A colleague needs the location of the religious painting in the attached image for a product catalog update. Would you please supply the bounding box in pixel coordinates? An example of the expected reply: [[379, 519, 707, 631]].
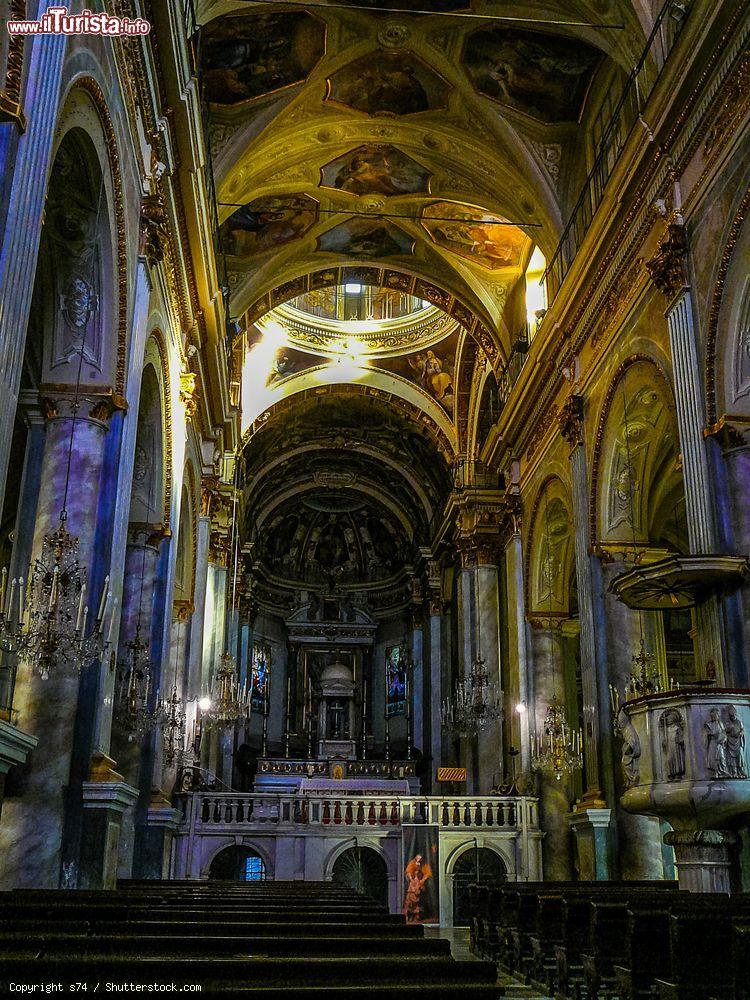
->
[[342, 0, 467, 8], [422, 202, 527, 270], [386, 643, 407, 718], [463, 28, 601, 123], [326, 53, 450, 116], [220, 195, 318, 257], [318, 219, 414, 259], [407, 349, 455, 414], [321, 145, 431, 197], [402, 825, 440, 924], [201, 13, 325, 105], [251, 641, 271, 713]]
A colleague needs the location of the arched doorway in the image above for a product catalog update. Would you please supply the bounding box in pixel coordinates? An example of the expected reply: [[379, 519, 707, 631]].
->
[[452, 847, 507, 927], [332, 846, 388, 906], [208, 845, 266, 881]]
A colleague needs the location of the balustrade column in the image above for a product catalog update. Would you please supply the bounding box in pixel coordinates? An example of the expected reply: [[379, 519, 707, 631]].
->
[[646, 225, 724, 678], [0, 394, 127, 888]]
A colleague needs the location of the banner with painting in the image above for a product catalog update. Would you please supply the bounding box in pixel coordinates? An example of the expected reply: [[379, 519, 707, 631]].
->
[[402, 824, 440, 924], [250, 641, 270, 713], [385, 643, 407, 717]]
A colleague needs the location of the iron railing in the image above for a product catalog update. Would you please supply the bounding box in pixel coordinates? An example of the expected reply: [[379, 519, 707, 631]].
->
[[543, 0, 690, 298]]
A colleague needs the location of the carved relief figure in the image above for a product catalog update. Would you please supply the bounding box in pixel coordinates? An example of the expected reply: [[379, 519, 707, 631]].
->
[[660, 708, 686, 781], [705, 707, 729, 778], [618, 707, 641, 788], [724, 705, 747, 777]]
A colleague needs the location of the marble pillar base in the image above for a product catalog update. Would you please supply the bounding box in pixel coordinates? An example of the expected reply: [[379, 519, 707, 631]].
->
[[132, 788, 181, 879], [79, 781, 138, 890], [664, 829, 737, 893], [0, 720, 38, 775], [569, 806, 612, 881]]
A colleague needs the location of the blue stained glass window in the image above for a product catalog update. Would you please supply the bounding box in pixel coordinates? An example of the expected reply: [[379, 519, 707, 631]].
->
[[244, 855, 265, 881]]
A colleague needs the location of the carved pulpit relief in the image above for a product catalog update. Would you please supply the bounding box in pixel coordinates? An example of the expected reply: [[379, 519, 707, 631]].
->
[[660, 707, 686, 781]]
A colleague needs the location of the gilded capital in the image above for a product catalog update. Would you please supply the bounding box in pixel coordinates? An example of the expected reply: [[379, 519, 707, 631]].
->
[[180, 370, 198, 423], [645, 223, 689, 299], [140, 191, 168, 267], [558, 393, 585, 448]]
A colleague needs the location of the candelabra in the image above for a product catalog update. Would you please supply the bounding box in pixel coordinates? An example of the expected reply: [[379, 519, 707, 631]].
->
[[530, 696, 583, 782], [609, 638, 663, 726], [441, 654, 503, 739], [202, 651, 250, 730], [0, 520, 115, 680]]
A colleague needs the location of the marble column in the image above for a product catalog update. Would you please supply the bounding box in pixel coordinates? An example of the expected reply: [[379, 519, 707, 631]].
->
[[427, 591, 444, 791], [529, 625, 574, 881], [601, 559, 665, 879], [409, 610, 424, 756], [504, 531, 531, 774], [0, 395, 120, 887], [647, 225, 724, 679], [476, 561, 503, 793], [110, 531, 161, 788], [0, 25, 66, 511]]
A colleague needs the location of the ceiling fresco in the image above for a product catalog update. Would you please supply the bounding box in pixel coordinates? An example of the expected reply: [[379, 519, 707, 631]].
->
[[202, 12, 326, 105], [463, 28, 602, 123], [201, 2, 647, 361], [317, 218, 414, 259], [221, 194, 318, 257], [422, 201, 529, 270], [320, 145, 431, 197], [325, 52, 450, 116]]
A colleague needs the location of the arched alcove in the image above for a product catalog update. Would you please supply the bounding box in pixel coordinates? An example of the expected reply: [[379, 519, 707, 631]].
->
[[451, 847, 506, 927], [208, 845, 267, 881], [331, 846, 389, 906]]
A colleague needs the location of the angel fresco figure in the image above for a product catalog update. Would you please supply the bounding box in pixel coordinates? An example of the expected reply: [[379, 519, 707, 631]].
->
[[660, 708, 686, 782], [725, 706, 747, 778], [704, 708, 729, 778]]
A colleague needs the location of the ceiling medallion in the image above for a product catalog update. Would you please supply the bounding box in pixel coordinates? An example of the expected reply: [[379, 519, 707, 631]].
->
[[377, 21, 410, 48]]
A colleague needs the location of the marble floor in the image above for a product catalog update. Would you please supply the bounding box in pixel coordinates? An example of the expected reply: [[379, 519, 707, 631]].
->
[[425, 927, 552, 999]]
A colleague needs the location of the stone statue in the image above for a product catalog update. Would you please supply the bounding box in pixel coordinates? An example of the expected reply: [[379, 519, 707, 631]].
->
[[660, 708, 686, 782], [618, 707, 641, 788], [704, 707, 728, 778], [723, 706, 746, 778]]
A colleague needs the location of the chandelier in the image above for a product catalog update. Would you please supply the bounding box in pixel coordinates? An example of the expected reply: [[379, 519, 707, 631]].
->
[[115, 626, 156, 738], [531, 696, 583, 781], [156, 683, 186, 768], [202, 650, 251, 730], [442, 653, 503, 738], [0, 519, 114, 680]]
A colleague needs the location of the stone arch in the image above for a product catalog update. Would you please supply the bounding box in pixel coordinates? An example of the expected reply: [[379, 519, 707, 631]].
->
[[524, 474, 576, 621], [330, 844, 389, 906], [706, 185, 750, 425], [243, 265, 505, 372], [589, 356, 684, 551], [61, 76, 128, 395], [201, 838, 274, 879], [145, 329, 173, 528]]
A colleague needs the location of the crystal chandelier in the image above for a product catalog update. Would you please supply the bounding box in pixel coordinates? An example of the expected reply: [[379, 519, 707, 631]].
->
[[442, 653, 503, 738], [531, 696, 583, 781], [202, 650, 251, 730], [0, 519, 114, 680], [115, 626, 156, 738]]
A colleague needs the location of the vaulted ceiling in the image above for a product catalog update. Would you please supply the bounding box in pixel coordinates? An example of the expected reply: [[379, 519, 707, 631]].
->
[[198, 0, 651, 362]]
